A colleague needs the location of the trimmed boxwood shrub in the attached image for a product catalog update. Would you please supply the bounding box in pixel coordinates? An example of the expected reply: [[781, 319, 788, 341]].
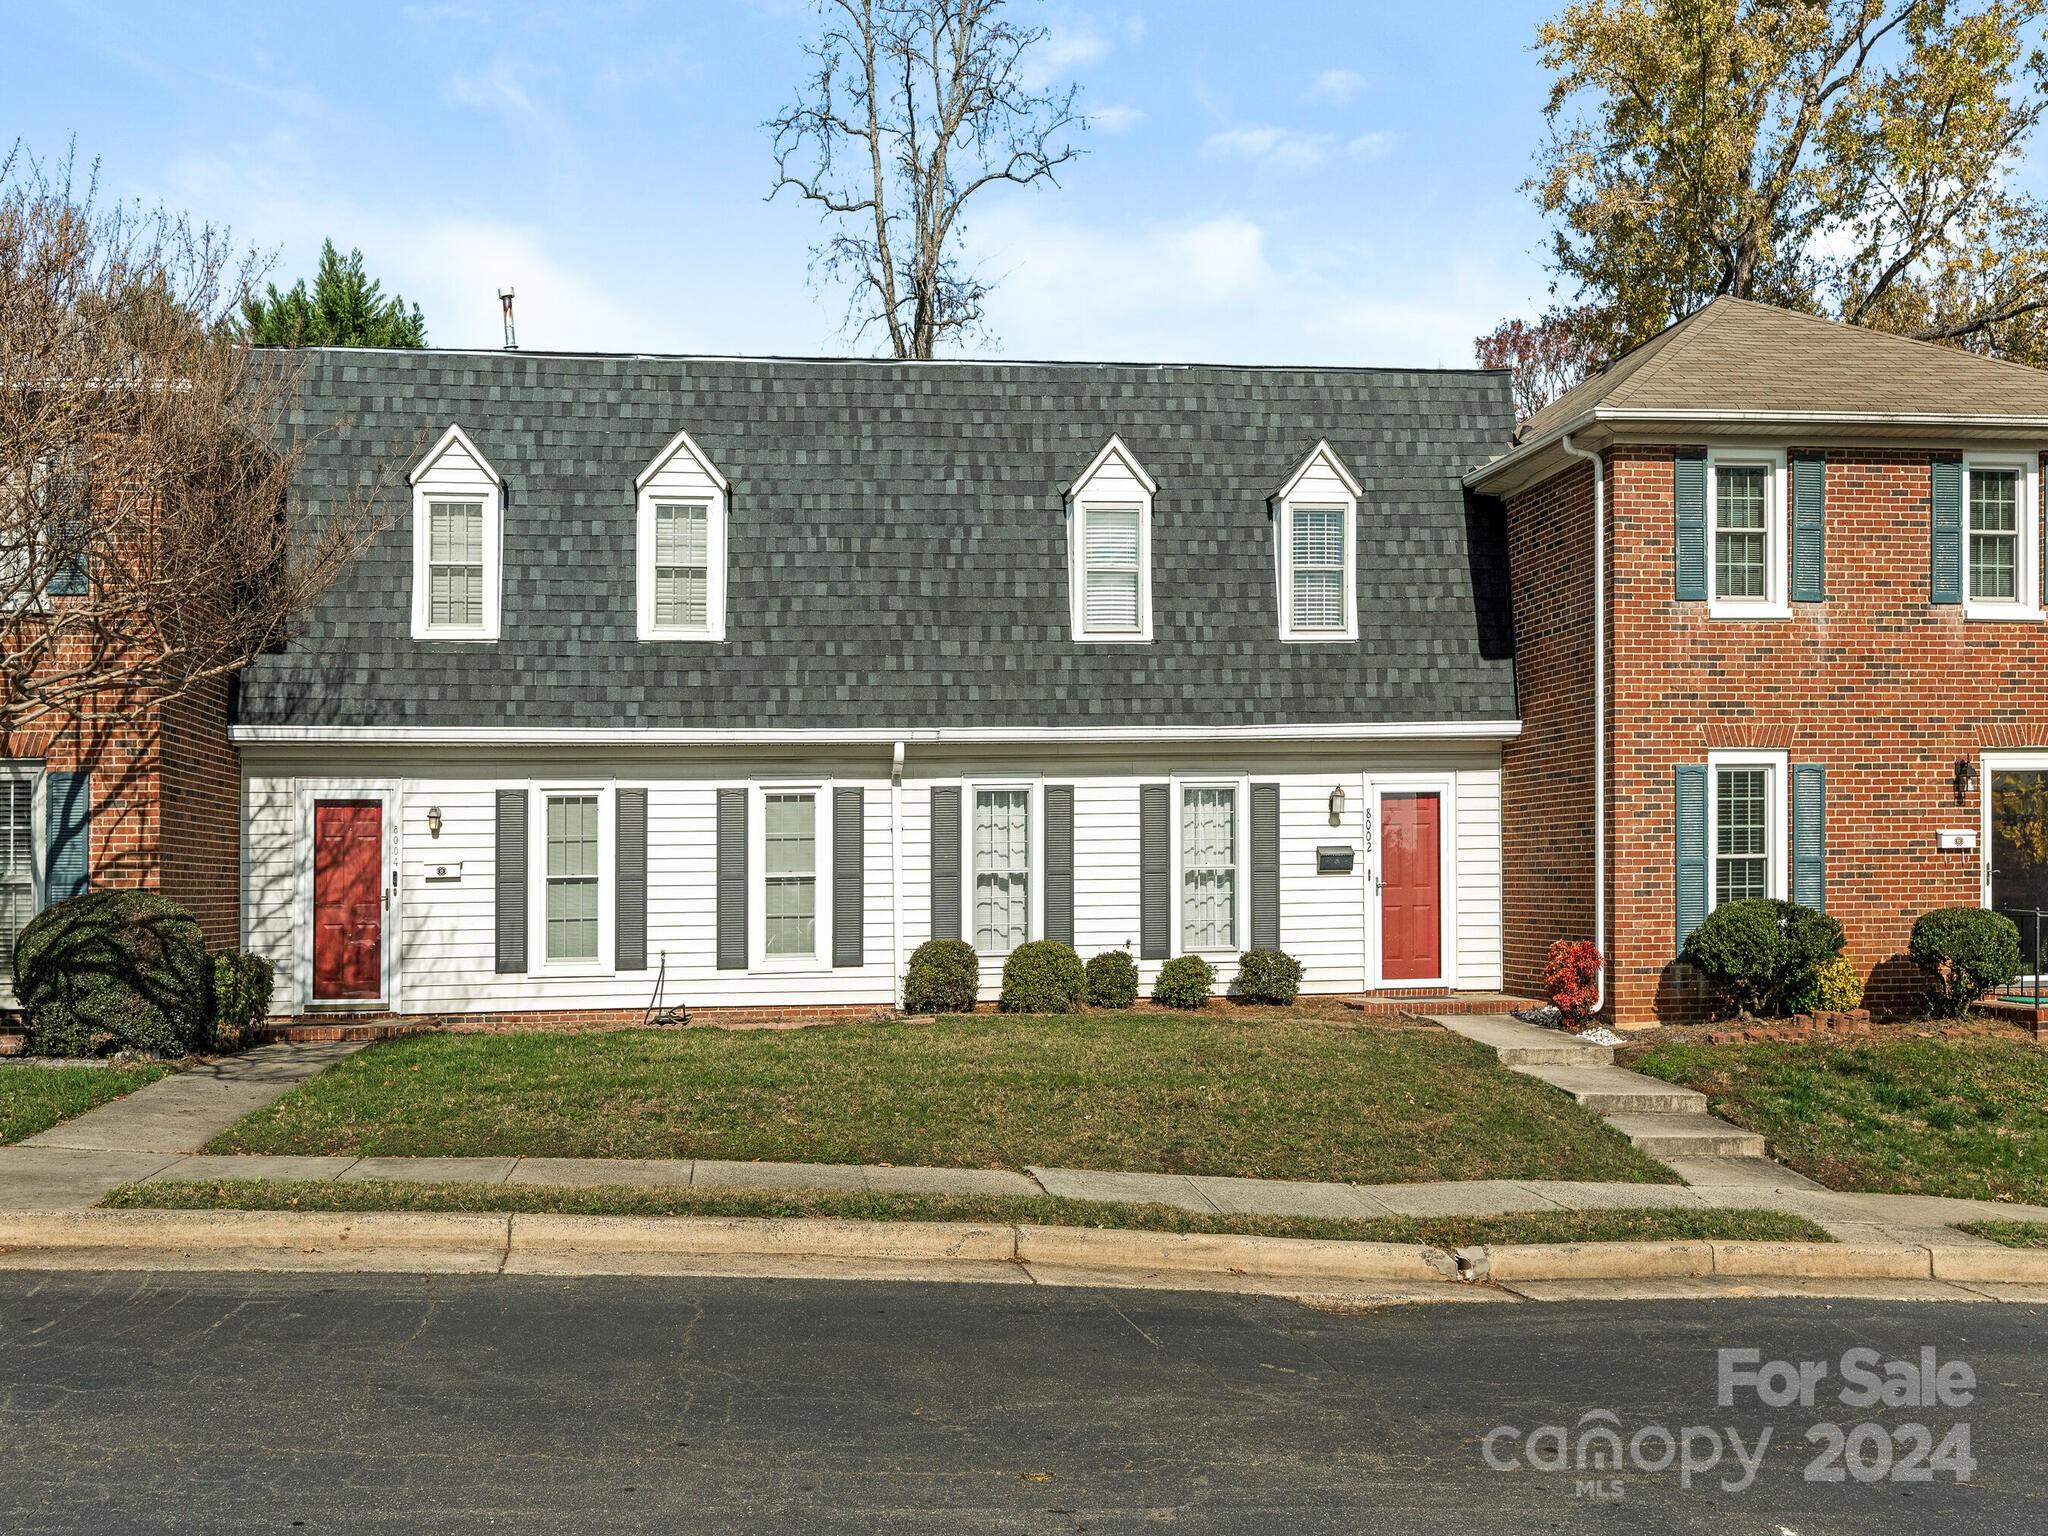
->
[[16, 890, 214, 1058], [1679, 898, 1844, 1019], [1786, 952, 1864, 1015], [1231, 948, 1303, 1005], [1909, 907, 2023, 1019], [210, 952, 276, 1053], [999, 941, 1086, 1013], [904, 939, 979, 1015], [1084, 949, 1138, 1009], [1153, 953, 1214, 1010]]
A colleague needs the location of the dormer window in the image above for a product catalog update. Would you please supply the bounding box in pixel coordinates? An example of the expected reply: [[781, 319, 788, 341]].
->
[[1065, 436, 1155, 643], [409, 425, 503, 641], [636, 429, 729, 642], [1272, 440, 1360, 641]]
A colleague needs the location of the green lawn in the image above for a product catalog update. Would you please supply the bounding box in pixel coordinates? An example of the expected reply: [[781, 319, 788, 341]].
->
[[0, 1062, 169, 1144], [104, 1178, 1824, 1247], [1958, 1221, 2048, 1249], [208, 1013, 1676, 1185], [1631, 1037, 2048, 1203]]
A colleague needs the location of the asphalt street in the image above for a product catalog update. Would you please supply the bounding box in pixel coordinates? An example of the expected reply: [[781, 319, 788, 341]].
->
[[0, 1271, 2042, 1533]]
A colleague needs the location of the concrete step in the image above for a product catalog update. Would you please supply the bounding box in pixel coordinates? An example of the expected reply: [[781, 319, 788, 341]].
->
[[1519, 1064, 1708, 1115], [1605, 1112, 1768, 1160], [1425, 1014, 1615, 1068]]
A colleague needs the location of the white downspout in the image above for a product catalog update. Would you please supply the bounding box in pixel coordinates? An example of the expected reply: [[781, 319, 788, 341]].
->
[[1558, 433, 1607, 1017], [890, 740, 905, 1007]]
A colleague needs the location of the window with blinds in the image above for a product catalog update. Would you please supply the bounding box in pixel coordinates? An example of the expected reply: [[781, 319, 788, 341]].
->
[[1181, 785, 1237, 951], [653, 502, 710, 630], [1080, 505, 1143, 635], [764, 792, 818, 958], [544, 793, 601, 962], [973, 788, 1030, 953], [0, 774, 36, 976], [427, 500, 485, 630], [1290, 506, 1346, 631], [1967, 465, 2022, 605]]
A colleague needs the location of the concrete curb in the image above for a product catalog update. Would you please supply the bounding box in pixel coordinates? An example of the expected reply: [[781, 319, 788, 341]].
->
[[1014, 1224, 1460, 1282]]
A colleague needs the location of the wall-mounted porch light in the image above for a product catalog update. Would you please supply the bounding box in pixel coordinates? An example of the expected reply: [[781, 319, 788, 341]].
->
[[1328, 785, 1346, 825], [426, 806, 444, 838], [1954, 759, 1980, 806]]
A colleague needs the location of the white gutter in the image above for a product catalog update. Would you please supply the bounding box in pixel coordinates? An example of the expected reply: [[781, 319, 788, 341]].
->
[[890, 740, 905, 1007], [1558, 431, 1607, 1016], [230, 720, 1523, 747]]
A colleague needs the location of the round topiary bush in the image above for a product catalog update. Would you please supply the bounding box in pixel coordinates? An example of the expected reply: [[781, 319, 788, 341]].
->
[[1153, 953, 1214, 1010], [1084, 949, 1138, 1009], [210, 951, 276, 1053], [1231, 948, 1302, 1005], [904, 938, 979, 1015], [1678, 898, 1843, 1018], [15, 890, 214, 1058], [999, 941, 1085, 1013], [1909, 907, 2023, 1019]]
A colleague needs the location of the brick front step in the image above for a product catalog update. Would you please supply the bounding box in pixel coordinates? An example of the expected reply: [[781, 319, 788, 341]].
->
[[1977, 998, 2048, 1038], [1340, 992, 1545, 1017]]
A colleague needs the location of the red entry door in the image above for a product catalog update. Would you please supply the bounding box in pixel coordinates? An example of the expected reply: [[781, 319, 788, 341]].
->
[[312, 800, 383, 1001], [1379, 791, 1442, 983]]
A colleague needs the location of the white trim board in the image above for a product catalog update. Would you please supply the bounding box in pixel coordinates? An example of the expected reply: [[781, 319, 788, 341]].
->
[[231, 720, 1524, 747]]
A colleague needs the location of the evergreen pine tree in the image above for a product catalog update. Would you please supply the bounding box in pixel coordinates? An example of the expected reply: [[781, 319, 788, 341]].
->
[[240, 240, 426, 346]]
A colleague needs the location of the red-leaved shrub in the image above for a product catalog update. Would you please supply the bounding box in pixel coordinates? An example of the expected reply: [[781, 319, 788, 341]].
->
[[1541, 939, 1604, 1031]]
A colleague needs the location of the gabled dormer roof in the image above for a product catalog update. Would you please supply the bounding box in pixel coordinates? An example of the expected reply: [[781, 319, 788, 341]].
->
[[1269, 439, 1361, 503], [1064, 435, 1157, 498], [635, 427, 729, 493], [408, 423, 503, 487]]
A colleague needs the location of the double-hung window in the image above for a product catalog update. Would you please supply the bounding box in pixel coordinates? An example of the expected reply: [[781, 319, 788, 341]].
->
[[0, 765, 41, 979], [1707, 752, 1787, 910], [1274, 441, 1360, 641], [637, 429, 729, 641], [1962, 456, 2038, 619], [763, 791, 819, 959], [1705, 448, 1787, 617], [409, 425, 503, 641], [542, 792, 602, 964], [972, 788, 1031, 954], [1180, 784, 1239, 951], [1066, 437, 1155, 642]]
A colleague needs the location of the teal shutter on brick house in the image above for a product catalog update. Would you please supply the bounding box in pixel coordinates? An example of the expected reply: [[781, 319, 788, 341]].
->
[[1674, 765, 1708, 945], [1931, 456, 1963, 604], [1790, 454, 1825, 602], [45, 770, 90, 902], [45, 469, 89, 599], [1791, 765, 1826, 911], [1674, 450, 1708, 601]]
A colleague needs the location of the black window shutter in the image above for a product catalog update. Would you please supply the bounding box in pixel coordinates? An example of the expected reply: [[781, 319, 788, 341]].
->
[[1674, 450, 1707, 601], [929, 786, 961, 942], [1249, 782, 1280, 950], [615, 788, 647, 972], [716, 787, 748, 970], [44, 770, 91, 902], [833, 786, 864, 968], [494, 789, 527, 974], [1043, 785, 1075, 947], [1139, 782, 1170, 960]]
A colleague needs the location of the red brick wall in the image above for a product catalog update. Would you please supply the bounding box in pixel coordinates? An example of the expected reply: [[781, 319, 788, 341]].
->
[[1511, 442, 2037, 1025], [1501, 460, 1600, 999], [157, 676, 241, 948]]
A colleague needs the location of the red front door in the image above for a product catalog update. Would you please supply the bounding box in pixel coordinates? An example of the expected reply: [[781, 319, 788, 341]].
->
[[312, 800, 383, 1001], [1379, 791, 1441, 983]]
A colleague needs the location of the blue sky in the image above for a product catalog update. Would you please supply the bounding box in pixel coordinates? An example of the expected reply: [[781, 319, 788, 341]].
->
[[12, 0, 1558, 364]]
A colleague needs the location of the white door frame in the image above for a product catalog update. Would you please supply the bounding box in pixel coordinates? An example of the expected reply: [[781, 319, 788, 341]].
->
[[296, 779, 401, 1011], [1979, 752, 2048, 984], [1365, 771, 1456, 991]]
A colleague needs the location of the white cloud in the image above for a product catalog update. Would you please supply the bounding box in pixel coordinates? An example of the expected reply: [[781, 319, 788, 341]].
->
[[1038, 19, 1114, 73], [1202, 126, 1333, 174], [1311, 68, 1366, 103], [1087, 103, 1144, 133], [1347, 130, 1400, 163], [446, 55, 533, 116]]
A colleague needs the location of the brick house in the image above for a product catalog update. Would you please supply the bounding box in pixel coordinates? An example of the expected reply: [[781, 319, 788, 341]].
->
[[1469, 297, 2048, 1024], [14, 297, 2048, 1029]]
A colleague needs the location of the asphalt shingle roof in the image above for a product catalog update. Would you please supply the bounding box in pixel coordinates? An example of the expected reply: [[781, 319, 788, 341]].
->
[[236, 349, 1518, 732]]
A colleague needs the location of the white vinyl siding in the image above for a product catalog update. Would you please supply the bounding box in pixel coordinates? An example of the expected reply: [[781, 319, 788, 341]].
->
[[653, 503, 709, 630], [973, 788, 1030, 954], [0, 769, 40, 977], [544, 793, 601, 962], [1081, 506, 1142, 634], [763, 791, 819, 959], [1180, 784, 1237, 951], [427, 501, 485, 630], [1289, 507, 1346, 631]]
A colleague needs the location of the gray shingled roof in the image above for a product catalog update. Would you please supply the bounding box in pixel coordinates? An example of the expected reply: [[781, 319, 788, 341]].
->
[[235, 349, 1518, 732]]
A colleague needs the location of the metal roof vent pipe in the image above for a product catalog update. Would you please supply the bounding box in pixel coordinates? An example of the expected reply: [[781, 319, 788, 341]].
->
[[499, 288, 518, 350]]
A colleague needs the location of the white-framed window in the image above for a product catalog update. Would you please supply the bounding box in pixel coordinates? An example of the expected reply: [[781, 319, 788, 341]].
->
[[529, 784, 614, 971], [409, 425, 503, 641], [1273, 440, 1360, 641], [971, 786, 1032, 955], [636, 429, 729, 642], [751, 783, 831, 968], [1706, 446, 1788, 619], [0, 762, 44, 980], [1963, 453, 2041, 621], [1706, 751, 1788, 909], [1180, 783, 1239, 952], [1065, 437, 1155, 642]]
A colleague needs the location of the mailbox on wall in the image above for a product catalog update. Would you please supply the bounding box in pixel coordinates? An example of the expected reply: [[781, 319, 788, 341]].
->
[[1317, 846, 1355, 874]]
